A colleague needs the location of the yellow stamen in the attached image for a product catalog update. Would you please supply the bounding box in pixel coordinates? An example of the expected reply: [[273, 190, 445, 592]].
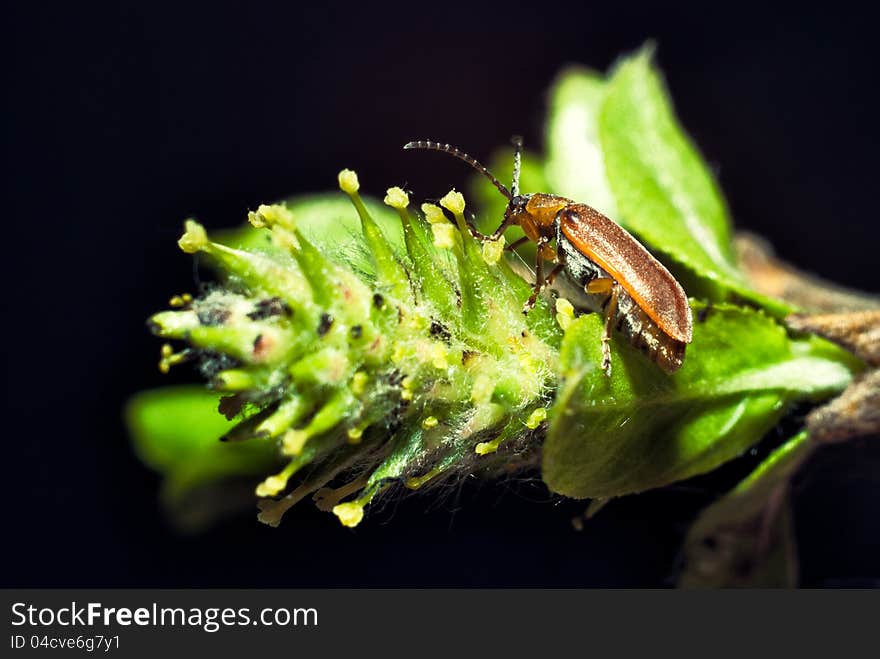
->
[[440, 189, 465, 215], [432, 223, 456, 249], [421, 203, 447, 224], [405, 466, 443, 490], [555, 297, 575, 330], [281, 429, 308, 456], [525, 407, 548, 429], [332, 501, 364, 528], [383, 187, 409, 210], [338, 169, 360, 195], [351, 371, 368, 396], [481, 236, 506, 265], [178, 220, 208, 254], [475, 439, 501, 456]]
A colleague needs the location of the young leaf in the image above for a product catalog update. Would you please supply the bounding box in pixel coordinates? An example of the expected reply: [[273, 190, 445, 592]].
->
[[544, 67, 617, 218], [543, 305, 855, 499], [599, 48, 791, 315], [678, 431, 814, 587], [126, 386, 279, 500]]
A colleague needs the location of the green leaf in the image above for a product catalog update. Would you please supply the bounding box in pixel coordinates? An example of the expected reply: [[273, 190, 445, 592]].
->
[[599, 48, 791, 314], [125, 386, 279, 500], [544, 67, 617, 219], [543, 304, 854, 499], [678, 431, 814, 587]]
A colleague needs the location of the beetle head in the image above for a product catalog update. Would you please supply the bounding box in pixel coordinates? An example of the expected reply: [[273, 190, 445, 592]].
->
[[503, 194, 532, 222]]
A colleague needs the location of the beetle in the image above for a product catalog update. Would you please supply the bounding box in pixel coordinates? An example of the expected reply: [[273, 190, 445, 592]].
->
[[403, 137, 693, 375]]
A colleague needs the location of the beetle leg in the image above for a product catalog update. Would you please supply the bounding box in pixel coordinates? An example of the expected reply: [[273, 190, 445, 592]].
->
[[597, 280, 619, 377], [544, 263, 565, 287], [489, 215, 518, 241], [463, 214, 518, 242], [505, 236, 530, 252], [523, 240, 565, 314], [582, 277, 617, 375], [463, 213, 490, 241], [523, 256, 545, 314], [585, 277, 614, 295]]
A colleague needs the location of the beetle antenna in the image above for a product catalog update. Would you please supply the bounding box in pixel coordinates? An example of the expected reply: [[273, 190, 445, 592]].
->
[[511, 135, 523, 198], [403, 140, 512, 200]]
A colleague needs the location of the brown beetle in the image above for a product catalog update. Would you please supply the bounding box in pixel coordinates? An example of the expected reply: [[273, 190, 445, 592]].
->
[[404, 137, 693, 375]]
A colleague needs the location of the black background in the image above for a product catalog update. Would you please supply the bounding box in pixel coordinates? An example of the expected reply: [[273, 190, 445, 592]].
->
[[5, 1, 878, 587]]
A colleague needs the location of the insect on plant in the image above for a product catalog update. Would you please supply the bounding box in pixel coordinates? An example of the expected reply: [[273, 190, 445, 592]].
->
[[404, 137, 693, 375]]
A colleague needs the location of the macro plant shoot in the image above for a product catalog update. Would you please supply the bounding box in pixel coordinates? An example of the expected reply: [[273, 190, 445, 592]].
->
[[127, 46, 879, 587]]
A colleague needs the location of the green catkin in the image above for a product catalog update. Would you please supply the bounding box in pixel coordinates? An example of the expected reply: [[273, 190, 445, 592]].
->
[[149, 173, 563, 527]]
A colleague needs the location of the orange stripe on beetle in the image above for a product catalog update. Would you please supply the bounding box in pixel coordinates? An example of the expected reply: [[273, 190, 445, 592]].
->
[[403, 137, 693, 375]]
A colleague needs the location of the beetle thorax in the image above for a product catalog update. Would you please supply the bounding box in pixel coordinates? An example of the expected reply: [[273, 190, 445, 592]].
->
[[505, 193, 572, 244]]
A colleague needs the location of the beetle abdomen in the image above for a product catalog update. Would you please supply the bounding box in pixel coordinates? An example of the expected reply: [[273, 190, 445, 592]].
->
[[557, 230, 687, 373], [613, 288, 687, 372]]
